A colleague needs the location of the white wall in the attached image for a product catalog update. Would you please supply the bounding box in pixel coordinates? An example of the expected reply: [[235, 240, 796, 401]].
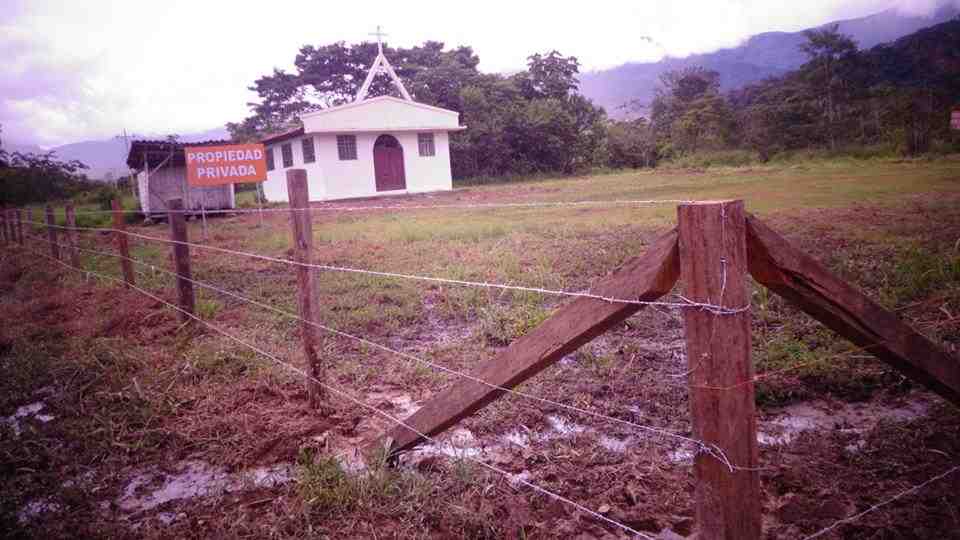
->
[[262, 131, 453, 203], [401, 131, 453, 193], [262, 135, 326, 202]]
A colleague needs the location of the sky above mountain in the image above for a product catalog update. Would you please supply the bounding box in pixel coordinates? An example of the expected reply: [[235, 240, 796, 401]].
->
[[2, 0, 957, 148]]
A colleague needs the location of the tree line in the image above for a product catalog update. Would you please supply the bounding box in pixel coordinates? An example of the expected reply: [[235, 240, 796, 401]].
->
[[0, 137, 97, 206], [641, 18, 960, 163], [230, 19, 960, 179]]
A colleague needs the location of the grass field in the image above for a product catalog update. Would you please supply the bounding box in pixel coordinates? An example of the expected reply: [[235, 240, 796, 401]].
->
[[2, 157, 959, 539]]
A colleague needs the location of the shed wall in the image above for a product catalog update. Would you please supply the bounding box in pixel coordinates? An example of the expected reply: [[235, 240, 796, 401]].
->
[[136, 166, 236, 214]]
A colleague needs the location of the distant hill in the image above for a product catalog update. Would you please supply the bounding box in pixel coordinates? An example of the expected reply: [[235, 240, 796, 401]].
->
[[579, 5, 960, 116], [3, 127, 230, 181], [0, 140, 45, 155]]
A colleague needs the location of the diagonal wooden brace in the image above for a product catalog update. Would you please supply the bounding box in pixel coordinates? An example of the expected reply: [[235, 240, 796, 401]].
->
[[367, 228, 681, 457], [746, 215, 960, 406]]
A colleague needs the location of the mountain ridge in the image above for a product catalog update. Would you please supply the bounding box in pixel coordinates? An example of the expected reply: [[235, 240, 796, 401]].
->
[[1, 127, 229, 181], [579, 4, 960, 116]]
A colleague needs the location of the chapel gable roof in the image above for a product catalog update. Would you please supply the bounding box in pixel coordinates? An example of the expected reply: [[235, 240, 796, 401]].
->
[[300, 96, 465, 134]]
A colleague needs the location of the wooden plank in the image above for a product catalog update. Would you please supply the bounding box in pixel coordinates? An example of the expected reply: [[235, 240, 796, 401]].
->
[[112, 199, 135, 287], [286, 169, 324, 408], [368, 228, 681, 457], [65, 204, 81, 268], [746, 215, 960, 405], [45, 205, 59, 260], [167, 198, 195, 322], [679, 201, 760, 540]]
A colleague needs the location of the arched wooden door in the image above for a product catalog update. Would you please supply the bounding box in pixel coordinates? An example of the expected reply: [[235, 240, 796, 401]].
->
[[373, 134, 406, 192]]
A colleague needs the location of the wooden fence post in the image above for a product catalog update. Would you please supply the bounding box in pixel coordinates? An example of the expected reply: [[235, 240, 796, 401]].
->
[[678, 200, 760, 540], [167, 198, 195, 322], [6, 208, 14, 245], [64, 204, 81, 268], [286, 168, 324, 409], [15, 209, 24, 246], [112, 199, 135, 287], [1, 206, 7, 245], [3, 207, 10, 245], [45, 205, 59, 260]]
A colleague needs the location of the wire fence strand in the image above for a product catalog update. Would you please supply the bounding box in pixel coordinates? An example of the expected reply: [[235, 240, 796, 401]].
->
[[66, 198, 697, 215], [24, 219, 748, 315], [800, 465, 960, 540], [23, 245, 657, 540], [26, 232, 734, 469]]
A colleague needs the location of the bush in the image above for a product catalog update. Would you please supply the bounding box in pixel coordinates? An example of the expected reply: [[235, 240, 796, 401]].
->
[[91, 185, 122, 210], [664, 149, 760, 169]]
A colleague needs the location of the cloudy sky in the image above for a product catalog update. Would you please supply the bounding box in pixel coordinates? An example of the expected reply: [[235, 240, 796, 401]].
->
[[0, 0, 951, 147]]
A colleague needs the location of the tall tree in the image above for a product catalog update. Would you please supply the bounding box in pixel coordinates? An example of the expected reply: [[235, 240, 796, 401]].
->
[[798, 24, 859, 150], [650, 67, 731, 156], [516, 51, 581, 100], [228, 41, 481, 140]]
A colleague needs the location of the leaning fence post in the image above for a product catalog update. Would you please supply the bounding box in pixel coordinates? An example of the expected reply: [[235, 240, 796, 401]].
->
[[15, 208, 24, 246], [65, 203, 81, 268], [45, 205, 59, 260], [167, 198, 195, 322], [286, 168, 324, 409], [112, 199, 135, 287], [678, 200, 760, 540]]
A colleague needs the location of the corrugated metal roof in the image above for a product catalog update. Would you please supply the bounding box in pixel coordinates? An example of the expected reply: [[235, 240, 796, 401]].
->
[[260, 127, 304, 145], [126, 139, 229, 170]]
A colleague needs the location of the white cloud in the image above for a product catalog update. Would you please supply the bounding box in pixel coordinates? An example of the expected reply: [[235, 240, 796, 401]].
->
[[0, 0, 951, 147], [893, 0, 960, 14]]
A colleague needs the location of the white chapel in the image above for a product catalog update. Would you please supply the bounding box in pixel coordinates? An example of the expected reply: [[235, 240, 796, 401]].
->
[[261, 29, 466, 202]]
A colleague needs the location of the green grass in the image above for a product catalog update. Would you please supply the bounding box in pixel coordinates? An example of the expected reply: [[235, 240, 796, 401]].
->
[[4, 157, 960, 537], [881, 245, 960, 306]]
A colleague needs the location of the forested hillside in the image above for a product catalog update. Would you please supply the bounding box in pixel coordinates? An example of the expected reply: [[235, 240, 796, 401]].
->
[[579, 5, 960, 116], [727, 18, 960, 159]]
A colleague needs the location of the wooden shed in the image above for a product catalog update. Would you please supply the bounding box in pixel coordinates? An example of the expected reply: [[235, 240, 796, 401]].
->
[[126, 140, 236, 216]]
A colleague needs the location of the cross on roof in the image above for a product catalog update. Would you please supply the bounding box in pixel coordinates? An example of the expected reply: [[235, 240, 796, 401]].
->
[[370, 25, 387, 54], [355, 25, 412, 102]]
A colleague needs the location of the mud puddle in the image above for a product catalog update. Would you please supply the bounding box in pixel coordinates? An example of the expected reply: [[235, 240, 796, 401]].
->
[[3, 401, 55, 437], [759, 395, 931, 448], [116, 461, 294, 518]]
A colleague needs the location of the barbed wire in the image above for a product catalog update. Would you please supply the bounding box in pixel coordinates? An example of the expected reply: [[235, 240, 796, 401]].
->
[[23, 245, 658, 539], [27, 232, 736, 470], [62, 198, 696, 215], [801, 464, 960, 540], [24, 219, 749, 315]]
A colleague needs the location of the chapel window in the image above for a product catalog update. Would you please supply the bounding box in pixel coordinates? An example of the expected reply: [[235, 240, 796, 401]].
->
[[281, 143, 294, 168], [418, 133, 436, 157], [337, 135, 358, 160], [265, 147, 275, 171], [302, 137, 316, 164]]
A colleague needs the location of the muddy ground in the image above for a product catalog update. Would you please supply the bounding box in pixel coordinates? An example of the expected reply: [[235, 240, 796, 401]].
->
[[2, 181, 959, 539]]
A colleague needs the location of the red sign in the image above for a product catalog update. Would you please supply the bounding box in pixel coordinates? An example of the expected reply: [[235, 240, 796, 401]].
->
[[185, 143, 267, 186], [952, 110, 960, 130]]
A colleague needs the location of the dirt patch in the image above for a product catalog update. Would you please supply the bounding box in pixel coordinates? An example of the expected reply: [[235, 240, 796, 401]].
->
[[2, 180, 960, 538]]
